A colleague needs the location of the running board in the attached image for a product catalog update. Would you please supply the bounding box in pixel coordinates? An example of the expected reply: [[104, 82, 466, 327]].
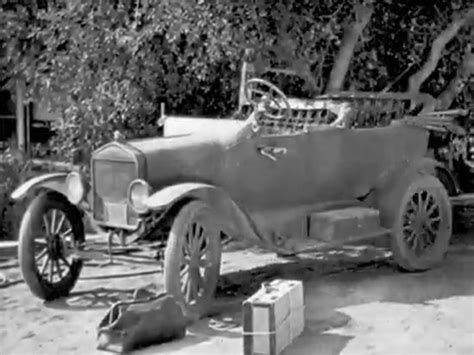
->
[[450, 193, 474, 207], [286, 227, 391, 256]]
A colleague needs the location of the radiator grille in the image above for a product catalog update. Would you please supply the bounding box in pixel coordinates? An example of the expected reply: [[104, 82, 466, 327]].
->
[[92, 159, 137, 226]]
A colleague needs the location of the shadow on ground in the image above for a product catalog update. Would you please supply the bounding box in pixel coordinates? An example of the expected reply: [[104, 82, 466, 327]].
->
[[217, 246, 391, 298], [45, 245, 389, 313], [45, 287, 138, 311], [145, 251, 389, 353], [39, 236, 474, 354], [159, 246, 474, 355], [288, 250, 474, 354]]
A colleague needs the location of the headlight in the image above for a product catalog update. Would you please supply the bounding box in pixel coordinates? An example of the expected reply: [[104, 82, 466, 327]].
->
[[66, 172, 86, 205], [127, 179, 151, 214]]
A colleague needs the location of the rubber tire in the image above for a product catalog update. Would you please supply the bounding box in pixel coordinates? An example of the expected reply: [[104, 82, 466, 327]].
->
[[18, 191, 85, 301], [378, 173, 452, 271], [163, 200, 222, 320]]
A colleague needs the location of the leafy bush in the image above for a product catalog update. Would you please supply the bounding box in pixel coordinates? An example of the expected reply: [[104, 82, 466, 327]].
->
[[0, 0, 472, 158]]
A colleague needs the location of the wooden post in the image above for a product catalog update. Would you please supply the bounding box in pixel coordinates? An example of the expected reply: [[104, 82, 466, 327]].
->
[[25, 101, 31, 156], [239, 60, 255, 111], [157, 102, 166, 127], [16, 79, 25, 153]]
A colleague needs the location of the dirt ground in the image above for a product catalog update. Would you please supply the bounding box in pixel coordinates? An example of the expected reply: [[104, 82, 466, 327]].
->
[[1, 236, 473, 355]]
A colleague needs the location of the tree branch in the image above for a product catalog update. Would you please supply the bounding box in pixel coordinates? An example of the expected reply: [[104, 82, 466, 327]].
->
[[433, 44, 474, 111], [269, 30, 320, 93], [263, 67, 299, 76], [325, 3, 373, 93], [381, 63, 416, 92], [407, 8, 474, 94]]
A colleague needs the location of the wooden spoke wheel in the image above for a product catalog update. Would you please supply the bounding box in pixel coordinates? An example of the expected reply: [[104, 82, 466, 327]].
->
[[18, 191, 85, 300], [164, 201, 221, 320], [402, 190, 442, 255], [381, 174, 452, 271]]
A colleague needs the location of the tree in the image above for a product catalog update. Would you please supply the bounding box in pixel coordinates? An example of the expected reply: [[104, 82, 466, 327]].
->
[[407, 7, 474, 111], [1, 0, 473, 163], [325, 2, 374, 93]]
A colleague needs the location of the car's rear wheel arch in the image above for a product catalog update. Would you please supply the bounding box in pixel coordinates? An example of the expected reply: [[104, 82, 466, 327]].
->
[[434, 166, 458, 196]]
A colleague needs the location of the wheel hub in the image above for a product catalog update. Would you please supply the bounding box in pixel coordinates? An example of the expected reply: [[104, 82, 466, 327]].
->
[[188, 256, 199, 268], [413, 213, 428, 235], [48, 234, 64, 259]]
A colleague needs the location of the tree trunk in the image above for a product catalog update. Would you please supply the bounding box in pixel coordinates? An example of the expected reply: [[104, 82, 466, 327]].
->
[[434, 44, 474, 111], [325, 4, 373, 93], [407, 9, 474, 95], [270, 34, 320, 94], [293, 58, 319, 94], [15, 79, 25, 153]]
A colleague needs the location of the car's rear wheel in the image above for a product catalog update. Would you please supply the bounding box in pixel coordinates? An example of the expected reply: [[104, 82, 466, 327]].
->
[[163, 201, 222, 320], [18, 191, 85, 300], [380, 174, 452, 271]]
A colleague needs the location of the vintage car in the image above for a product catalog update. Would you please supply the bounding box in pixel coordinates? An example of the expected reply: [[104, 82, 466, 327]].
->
[[11, 76, 459, 318]]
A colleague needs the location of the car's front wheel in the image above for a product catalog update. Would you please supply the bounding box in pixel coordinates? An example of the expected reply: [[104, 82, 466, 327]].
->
[[163, 201, 222, 320], [18, 191, 85, 300]]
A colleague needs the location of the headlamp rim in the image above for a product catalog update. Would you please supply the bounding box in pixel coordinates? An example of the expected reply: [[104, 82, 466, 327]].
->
[[65, 171, 85, 205], [127, 179, 152, 213]]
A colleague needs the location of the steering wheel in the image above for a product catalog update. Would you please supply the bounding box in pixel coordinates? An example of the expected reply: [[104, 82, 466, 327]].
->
[[244, 78, 291, 120]]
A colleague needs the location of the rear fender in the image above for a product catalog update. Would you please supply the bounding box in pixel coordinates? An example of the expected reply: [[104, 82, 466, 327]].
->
[[375, 157, 453, 198], [144, 183, 264, 246], [11, 173, 69, 201], [434, 165, 459, 196]]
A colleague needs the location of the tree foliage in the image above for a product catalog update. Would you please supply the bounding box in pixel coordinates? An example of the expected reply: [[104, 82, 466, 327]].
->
[[0, 0, 473, 160]]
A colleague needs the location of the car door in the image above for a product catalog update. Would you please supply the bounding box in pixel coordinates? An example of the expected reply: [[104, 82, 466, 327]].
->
[[221, 131, 308, 214]]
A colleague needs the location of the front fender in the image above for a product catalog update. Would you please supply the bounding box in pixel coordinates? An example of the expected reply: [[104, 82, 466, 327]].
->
[[11, 173, 69, 201], [144, 183, 264, 246]]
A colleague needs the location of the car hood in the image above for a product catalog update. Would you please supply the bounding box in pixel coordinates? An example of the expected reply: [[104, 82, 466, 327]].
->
[[126, 129, 235, 190]]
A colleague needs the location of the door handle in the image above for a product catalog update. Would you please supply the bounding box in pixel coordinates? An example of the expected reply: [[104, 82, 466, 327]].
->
[[257, 146, 287, 161]]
